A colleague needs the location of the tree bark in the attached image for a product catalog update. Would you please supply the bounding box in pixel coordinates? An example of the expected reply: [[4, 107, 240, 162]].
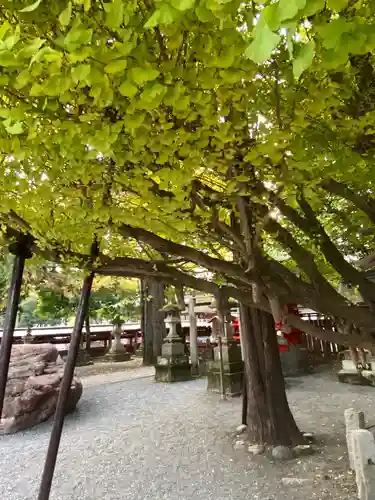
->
[[240, 304, 304, 446]]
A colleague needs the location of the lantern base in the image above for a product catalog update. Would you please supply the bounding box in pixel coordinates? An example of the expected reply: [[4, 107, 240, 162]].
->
[[75, 349, 93, 366], [103, 351, 132, 363], [155, 355, 192, 383], [206, 340, 244, 397], [280, 344, 310, 376]]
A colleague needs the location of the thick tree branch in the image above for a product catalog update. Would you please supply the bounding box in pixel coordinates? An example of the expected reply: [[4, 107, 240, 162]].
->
[[117, 223, 258, 286], [236, 196, 253, 261], [297, 191, 375, 306], [321, 178, 375, 225], [265, 258, 375, 332], [263, 214, 340, 299]]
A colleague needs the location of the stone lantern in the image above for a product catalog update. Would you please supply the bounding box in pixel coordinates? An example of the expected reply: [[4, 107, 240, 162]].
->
[[105, 321, 131, 362], [154, 303, 191, 383], [206, 297, 243, 396], [23, 326, 34, 344]]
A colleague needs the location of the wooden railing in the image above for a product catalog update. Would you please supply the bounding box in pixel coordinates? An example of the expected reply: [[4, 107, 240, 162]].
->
[[299, 312, 344, 362]]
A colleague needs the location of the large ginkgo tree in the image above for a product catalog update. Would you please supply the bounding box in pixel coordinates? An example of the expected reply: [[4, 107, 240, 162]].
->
[[1, 0, 375, 445]]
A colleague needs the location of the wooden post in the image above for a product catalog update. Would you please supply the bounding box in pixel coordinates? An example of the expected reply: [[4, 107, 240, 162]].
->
[[239, 306, 247, 425], [188, 294, 198, 376], [218, 336, 225, 399]]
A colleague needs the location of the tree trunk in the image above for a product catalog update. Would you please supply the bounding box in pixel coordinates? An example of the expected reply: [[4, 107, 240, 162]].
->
[[142, 279, 166, 365], [240, 304, 304, 446]]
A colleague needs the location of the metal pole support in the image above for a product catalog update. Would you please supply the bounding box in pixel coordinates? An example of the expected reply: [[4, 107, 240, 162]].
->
[[38, 272, 94, 500], [0, 237, 32, 417]]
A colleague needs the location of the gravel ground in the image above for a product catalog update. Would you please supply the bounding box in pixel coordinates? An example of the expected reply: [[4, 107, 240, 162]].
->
[[75, 358, 154, 387], [0, 368, 371, 500]]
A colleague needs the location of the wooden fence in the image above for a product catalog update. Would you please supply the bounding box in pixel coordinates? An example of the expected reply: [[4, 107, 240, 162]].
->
[[299, 312, 345, 363]]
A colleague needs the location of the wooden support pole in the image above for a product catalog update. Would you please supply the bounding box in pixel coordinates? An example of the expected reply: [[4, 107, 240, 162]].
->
[[0, 237, 32, 418], [38, 272, 94, 500]]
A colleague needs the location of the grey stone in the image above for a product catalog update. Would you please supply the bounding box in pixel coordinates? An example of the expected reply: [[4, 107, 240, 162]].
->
[[302, 432, 315, 442], [248, 444, 265, 455], [206, 340, 244, 397], [155, 310, 191, 383], [294, 444, 314, 457], [233, 439, 245, 450], [0, 344, 82, 435], [104, 325, 131, 363], [282, 478, 310, 486], [271, 446, 295, 460], [236, 424, 247, 435], [351, 429, 375, 500], [344, 408, 365, 470], [280, 344, 310, 377]]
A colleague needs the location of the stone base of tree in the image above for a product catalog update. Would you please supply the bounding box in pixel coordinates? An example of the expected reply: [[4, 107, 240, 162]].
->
[[206, 341, 244, 396], [155, 355, 192, 382], [75, 349, 93, 366]]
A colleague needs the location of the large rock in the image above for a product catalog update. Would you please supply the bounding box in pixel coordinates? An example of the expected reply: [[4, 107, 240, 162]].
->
[[0, 344, 82, 435]]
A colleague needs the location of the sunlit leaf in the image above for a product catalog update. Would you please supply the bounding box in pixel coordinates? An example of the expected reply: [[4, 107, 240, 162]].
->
[[20, 0, 43, 13]]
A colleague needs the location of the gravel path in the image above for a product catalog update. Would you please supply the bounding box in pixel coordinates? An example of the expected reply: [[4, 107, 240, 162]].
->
[[0, 369, 372, 500]]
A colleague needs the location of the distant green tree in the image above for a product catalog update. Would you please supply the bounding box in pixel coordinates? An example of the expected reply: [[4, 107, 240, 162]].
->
[[0, 254, 11, 312], [90, 286, 140, 325], [17, 295, 44, 328], [35, 288, 76, 325]]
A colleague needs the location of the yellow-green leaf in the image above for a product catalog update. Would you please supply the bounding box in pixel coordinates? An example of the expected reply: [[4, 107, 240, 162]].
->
[[59, 2, 72, 27], [131, 67, 159, 85], [293, 40, 315, 79], [5, 121, 24, 135], [278, 0, 306, 22], [144, 10, 160, 29], [104, 59, 127, 74], [245, 17, 281, 64], [106, 0, 123, 30], [144, 5, 177, 28], [0, 22, 11, 41], [20, 0, 43, 13], [119, 81, 138, 97], [327, 0, 349, 11], [170, 0, 195, 11], [71, 64, 91, 83]]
